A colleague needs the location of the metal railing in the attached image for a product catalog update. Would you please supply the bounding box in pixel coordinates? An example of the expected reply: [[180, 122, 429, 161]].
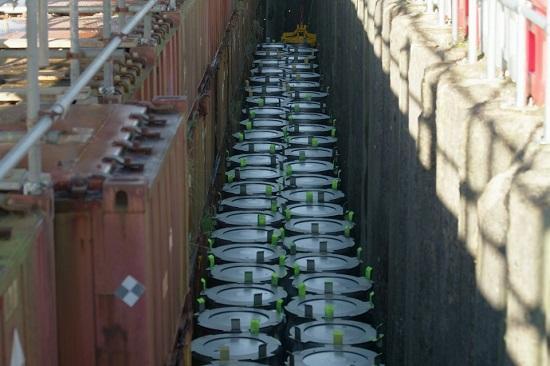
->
[[426, 0, 550, 142], [0, 0, 160, 187]]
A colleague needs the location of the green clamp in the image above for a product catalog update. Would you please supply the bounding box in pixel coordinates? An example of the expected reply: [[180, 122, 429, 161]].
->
[[219, 346, 230, 361], [276, 299, 284, 314], [311, 137, 319, 147], [344, 226, 351, 237], [346, 210, 355, 222], [200, 278, 207, 291], [269, 144, 276, 154], [272, 233, 280, 247], [325, 304, 334, 320], [356, 247, 363, 260], [279, 228, 285, 239], [265, 185, 273, 197], [331, 179, 339, 190], [332, 118, 336, 126], [369, 291, 375, 304], [237, 132, 244, 142], [333, 330, 344, 345], [293, 104, 300, 112], [226, 172, 235, 183], [245, 119, 253, 130], [306, 191, 314, 203], [293, 263, 300, 276], [258, 214, 266, 227], [258, 98, 265, 107], [331, 127, 337, 137], [298, 282, 306, 299], [250, 111, 256, 118], [196, 297, 206, 311], [250, 319, 260, 335], [208, 238, 214, 249], [278, 255, 286, 266], [208, 254, 215, 268], [365, 266, 373, 280], [299, 150, 306, 161], [285, 208, 292, 220], [240, 157, 248, 167], [271, 273, 279, 286], [285, 164, 293, 177]]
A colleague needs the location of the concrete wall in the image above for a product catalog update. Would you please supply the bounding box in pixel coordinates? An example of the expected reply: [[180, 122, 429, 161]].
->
[[308, 1, 550, 365]]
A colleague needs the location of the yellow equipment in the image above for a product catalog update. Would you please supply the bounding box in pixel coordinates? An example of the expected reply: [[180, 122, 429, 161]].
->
[[281, 24, 317, 47]]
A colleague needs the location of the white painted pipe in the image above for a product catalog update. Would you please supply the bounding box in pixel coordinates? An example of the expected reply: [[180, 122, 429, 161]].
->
[[452, 0, 458, 41], [69, 0, 80, 85], [102, 0, 114, 93], [515, 0, 527, 107], [468, 0, 478, 63], [487, 0, 497, 79], [38, 0, 49, 67], [542, 0, 550, 143]]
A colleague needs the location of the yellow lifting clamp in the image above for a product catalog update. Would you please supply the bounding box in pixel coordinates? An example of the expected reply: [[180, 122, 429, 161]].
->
[[281, 24, 317, 47]]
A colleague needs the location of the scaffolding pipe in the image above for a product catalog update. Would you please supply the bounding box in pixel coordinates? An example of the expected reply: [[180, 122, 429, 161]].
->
[[143, 12, 152, 42], [0, 0, 159, 180], [117, 0, 126, 28], [69, 0, 80, 85], [468, 0, 477, 63], [102, 0, 114, 93], [25, 0, 42, 184], [487, 0, 497, 78], [38, 0, 49, 67], [438, 0, 446, 25], [451, 0, 458, 41]]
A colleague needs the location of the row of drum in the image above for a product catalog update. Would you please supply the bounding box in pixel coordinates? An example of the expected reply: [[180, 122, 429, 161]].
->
[[190, 41, 381, 365]]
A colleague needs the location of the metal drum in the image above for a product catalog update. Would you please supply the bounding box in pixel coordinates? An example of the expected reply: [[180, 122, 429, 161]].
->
[[287, 253, 359, 275], [240, 118, 289, 130], [283, 160, 335, 176], [286, 101, 324, 113], [284, 174, 339, 189], [282, 63, 319, 71], [192, 333, 282, 365], [211, 226, 282, 245], [287, 81, 321, 91], [285, 218, 354, 235], [280, 189, 345, 204], [288, 346, 378, 366], [283, 54, 317, 63], [227, 154, 286, 169], [196, 307, 284, 336], [243, 107, 288, 119], [284, 203, 344, 219], [233, 129, 284, 142], [233, 141, 287, 154], [288, 112, 331, 124], [250, 66, 286, 76], [284, 72, 321, 81], [283, 234, 354, 255], [287, 124, 334, 136], [287, 320, 377, 351], [284, 294, 373, 323], [257, 42, 287, 51], [254, 49, 288, 59], [252, 59, 285, 67], [245, 96, 292, 107], [248, 76, 284, 86], [210, 243, 286, 264], [226, 167, 282, 182], [285, 147, 335, 162], [222, 181, 281, 197], [286, 46, 319, 54], [208, 263, 287, 285], [291, 272, 372, 298], [202, 283, 288, 308], [215, 211, 285, 228], [287, 136, 337, 148], [245, 85, 287, 96], [205, 362, 266, 366], [283, 91, 329, 101], [218, 196, 285, 212]]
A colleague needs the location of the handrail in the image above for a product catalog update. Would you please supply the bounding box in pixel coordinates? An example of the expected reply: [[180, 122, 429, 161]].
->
[[0, 0, 159, 181]]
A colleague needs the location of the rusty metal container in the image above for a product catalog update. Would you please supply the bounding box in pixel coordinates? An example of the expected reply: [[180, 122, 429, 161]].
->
[[0, 181, 57, 366], [0, 103, 189, 366]]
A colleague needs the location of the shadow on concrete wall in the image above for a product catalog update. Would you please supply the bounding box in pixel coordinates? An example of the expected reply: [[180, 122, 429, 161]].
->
[[304, 1, 548, 365]]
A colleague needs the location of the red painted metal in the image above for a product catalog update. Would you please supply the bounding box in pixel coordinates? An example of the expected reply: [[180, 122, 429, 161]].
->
[[0, 188, 57, 366], [527, 1, 546, 104]]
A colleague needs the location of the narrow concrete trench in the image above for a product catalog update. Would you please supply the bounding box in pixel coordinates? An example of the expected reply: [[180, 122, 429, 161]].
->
[[192, 1, 549, 365]]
